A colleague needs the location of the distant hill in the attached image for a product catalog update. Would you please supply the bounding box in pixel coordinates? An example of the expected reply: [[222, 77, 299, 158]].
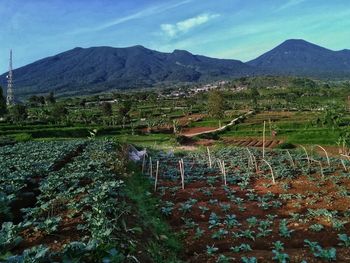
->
[[0, 46, 254, 98], [1, 39, 350, 98], [247, 39, 350, 77]]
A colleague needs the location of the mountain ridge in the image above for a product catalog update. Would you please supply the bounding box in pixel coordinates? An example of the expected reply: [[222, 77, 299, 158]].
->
[[1, 39, 350, 98]]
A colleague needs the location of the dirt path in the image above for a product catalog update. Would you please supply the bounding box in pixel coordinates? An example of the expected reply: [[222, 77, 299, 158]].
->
[[181, 127, 217, 136], [182, 111, 254, 137]]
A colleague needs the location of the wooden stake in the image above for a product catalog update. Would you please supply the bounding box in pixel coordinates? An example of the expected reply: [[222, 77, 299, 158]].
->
[[286, 150, 295, 167], [154, 161, 159, 192], [340, 159, 347, 172], [149, 157, 153, 177], [263, 121, 266, 159], [179, 159, 185, 189], [223, 161, 227, 186], [142, 152, 146, 174], [300, 145, 310, 168], [246, 148, 256, 172], [263, 159, 275, 184], [207, 147, 212, 168], [316, 145, 330, 167]]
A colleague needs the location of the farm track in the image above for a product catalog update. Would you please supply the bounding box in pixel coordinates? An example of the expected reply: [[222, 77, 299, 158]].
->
[[182, 111, 254, 137]]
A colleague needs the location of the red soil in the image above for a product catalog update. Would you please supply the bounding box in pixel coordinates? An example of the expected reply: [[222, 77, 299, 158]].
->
[[155, 161, 350, 262]]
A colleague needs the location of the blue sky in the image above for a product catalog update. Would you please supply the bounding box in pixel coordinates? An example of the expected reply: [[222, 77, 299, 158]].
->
[[0, 0, 350, 74]]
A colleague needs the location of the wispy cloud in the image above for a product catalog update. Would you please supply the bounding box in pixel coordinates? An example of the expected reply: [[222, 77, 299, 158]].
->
[[276, 0, 306, 11], [161, 13, 220, 38], [70, 0, 193, 34]]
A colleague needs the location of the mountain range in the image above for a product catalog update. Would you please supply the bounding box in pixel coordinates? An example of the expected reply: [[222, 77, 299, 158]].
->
[[1, 39, 350, 98]]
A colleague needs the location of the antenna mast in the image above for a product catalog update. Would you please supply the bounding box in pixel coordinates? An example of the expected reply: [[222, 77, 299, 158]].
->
[[6, 49, 14, 106]]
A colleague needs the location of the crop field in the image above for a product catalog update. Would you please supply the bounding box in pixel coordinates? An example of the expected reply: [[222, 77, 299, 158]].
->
[[146, 147, 350, 262], [0, 140, 151, 262], [219, 111, 346, 146]]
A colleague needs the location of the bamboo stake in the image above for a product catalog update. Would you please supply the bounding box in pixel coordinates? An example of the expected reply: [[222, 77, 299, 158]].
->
[[300, 145, 310, 168], [340, 154, 350, 161], [286, 150, 295, 167], [154, 161, 159, 192], [223, 161, 227, 186], [316, 145, 330, 167], [340, 159, 347, 172], [263, 121, 266, 159], [246, 148, 257, 172], [149, 157, 153, 177], [217, 160, 223, 174], [263, 159, 275, 184], [141, 152, 146, 174], [179, 159, 185, 189], [181, 159, 185, 189], [310, 158, 324, 179], [207, 147, 212, 168]]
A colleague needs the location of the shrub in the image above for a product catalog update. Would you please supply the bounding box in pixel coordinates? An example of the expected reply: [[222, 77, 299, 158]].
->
[[276, 142, 296, 149], [14, 133, 32, 142]]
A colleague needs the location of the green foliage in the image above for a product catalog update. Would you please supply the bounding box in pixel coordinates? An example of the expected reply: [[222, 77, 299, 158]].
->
[[14, 133, 32, 142], [10, 104, 28, 122], [50, 104, 68, 121], [208, 90, 226, 118], [304, 239, 337, 261], [276, 142, 296, 149], [0, 87, 7, 117], [338, 234, 350, 247], [101, 102, 112, 116]]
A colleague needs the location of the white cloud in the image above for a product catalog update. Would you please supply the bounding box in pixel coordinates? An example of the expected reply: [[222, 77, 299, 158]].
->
[[161, 13, 220, 38], [69, 0, 193, 35]]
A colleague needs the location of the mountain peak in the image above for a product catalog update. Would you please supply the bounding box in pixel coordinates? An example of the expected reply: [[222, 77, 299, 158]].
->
[[247, 39, 350, 76], [277, 39, 329, 51], [172, 49, 193, 55]]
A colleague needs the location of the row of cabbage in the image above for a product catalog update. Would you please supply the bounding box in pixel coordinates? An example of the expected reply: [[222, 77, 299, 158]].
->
[[0, 141, 85, 223], [1, 140, 130, 262]]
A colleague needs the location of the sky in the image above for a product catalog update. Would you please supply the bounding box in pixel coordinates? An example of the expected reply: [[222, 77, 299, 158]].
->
[[0, 0, 350, 73]]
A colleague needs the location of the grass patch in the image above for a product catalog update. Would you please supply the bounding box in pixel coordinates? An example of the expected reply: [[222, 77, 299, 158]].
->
[[125, 166, 182, 263]]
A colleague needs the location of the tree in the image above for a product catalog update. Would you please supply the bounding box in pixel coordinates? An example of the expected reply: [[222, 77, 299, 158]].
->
[[10, 105, 28, 121], [46, 92, 56, 104], [79, 98, 87, 107], [118, 101, 132, 117], [28, 95, 45, 106], [0, 87, 7, 117], [101, 102, 112, 116], [250, 87, 260, 107], [51, 104, 68, 121], [208, 90, 226, 118]]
